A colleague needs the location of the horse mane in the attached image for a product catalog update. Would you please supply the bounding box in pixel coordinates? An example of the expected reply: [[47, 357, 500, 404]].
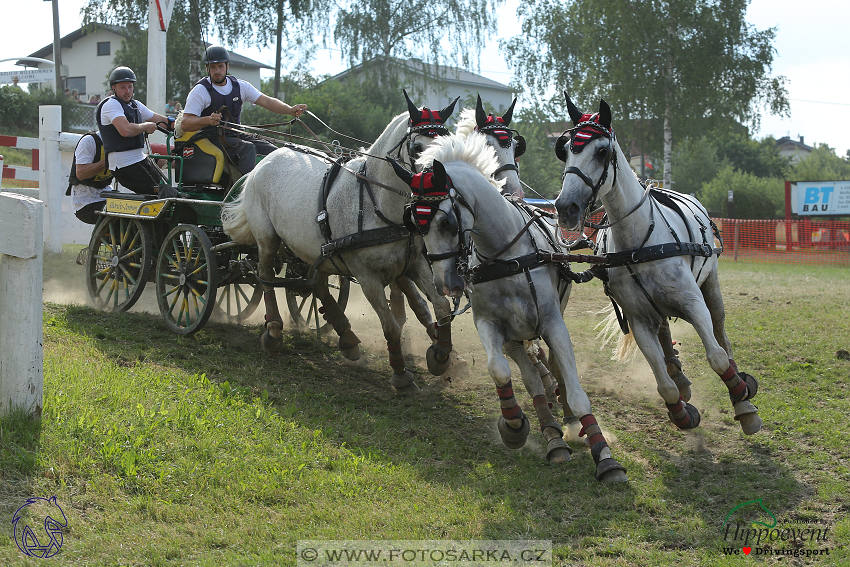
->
[[415, 133, 505, 191], [365, 112, 409, 156], [454, 108, 477, 139]]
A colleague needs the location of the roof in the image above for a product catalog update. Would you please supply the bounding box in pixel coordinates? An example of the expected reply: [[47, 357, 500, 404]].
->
[[776, 136, 813, 153], [22, 25, 271, 70], [326, 56, 511, 91]]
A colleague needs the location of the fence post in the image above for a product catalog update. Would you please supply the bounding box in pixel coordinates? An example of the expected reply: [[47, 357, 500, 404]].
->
[[38, 105, 63, 254], [0, 193, 44, 417], [733, 220, 740, 261]]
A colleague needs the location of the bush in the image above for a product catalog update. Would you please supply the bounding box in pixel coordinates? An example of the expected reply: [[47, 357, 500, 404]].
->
[[0, 86, 78, 135], [698, 166, 785, 219]]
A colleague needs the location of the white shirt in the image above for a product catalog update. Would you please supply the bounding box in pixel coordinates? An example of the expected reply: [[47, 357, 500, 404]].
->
[[99, 97, 156, 170], [183, 77, 262, 120], [72, 132, 111, 212]]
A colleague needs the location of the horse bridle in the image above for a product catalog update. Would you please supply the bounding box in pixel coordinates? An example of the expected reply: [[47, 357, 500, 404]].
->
[[476, 122, 526, 177]]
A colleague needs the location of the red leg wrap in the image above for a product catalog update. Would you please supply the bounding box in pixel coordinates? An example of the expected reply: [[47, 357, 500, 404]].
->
[[496, 381, 514, 400], [387, 341, 405, 372], [720, 365, 748, 399], [435, 322, 452, 350], [263, 291, 282, 326], [496, 381, 524, 420], [665, 397, 692, 428], [579, 414, 606, 449]]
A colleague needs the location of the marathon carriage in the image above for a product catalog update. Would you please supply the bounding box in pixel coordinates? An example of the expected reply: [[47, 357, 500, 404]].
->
[[84, 122, 350, 335]]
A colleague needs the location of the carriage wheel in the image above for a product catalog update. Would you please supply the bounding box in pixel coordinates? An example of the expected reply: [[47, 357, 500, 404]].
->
[[86, 216, 152, 312], [155, 224, 217, 335], [285, 275, 351, 334], [214, 253, 262, 324]]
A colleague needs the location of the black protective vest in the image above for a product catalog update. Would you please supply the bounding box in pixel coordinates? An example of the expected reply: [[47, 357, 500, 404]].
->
[[96, 96, 145, 153], [196, 76, 243, 126], [66, 132, 114, 195]]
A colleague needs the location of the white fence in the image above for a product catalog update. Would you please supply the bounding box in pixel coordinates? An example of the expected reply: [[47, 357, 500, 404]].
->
[[1, 105, 97, 248], [0, 192, 43, 417]]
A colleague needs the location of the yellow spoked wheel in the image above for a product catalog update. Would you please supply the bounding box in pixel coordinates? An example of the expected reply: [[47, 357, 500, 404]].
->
[[86, 216, 152, 312], [285, 274, 351, 334], [155, 224, 218, 335], [213, 251, 262, 324]]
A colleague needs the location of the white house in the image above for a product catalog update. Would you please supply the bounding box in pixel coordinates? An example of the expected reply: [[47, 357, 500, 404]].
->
[[325, 56, 515, 118], [20, 24, 271, 102], [776, 135, 813, 164]]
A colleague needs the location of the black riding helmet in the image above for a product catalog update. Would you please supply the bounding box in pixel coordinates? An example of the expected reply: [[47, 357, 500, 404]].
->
[[109, 66, 137, 86], [204, 45, 230, 64]]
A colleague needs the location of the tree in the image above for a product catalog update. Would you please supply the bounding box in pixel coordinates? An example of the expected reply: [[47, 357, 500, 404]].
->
[[82, 0, 317, 101], [698, 166, 784, 219], [503, 0, 789, 190], [789, 145, 850, 182], [328, 0, 501, 72]]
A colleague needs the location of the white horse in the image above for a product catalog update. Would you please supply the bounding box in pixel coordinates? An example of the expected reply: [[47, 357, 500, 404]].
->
[[454, 95, 525, 199], [390, 133, 629, 483], [221, 96, 460, 393], [552, 94, 761, 435]]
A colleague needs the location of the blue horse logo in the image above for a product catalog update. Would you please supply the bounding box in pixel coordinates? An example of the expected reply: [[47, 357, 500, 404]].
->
[[12, 496, 68, 558]]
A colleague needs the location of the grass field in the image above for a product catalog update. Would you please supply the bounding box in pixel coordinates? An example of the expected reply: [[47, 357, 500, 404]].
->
[[1, 248, 848, 566]]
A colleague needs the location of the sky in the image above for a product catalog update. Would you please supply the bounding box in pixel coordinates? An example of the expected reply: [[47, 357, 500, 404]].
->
[[2, 0, 848, 157]]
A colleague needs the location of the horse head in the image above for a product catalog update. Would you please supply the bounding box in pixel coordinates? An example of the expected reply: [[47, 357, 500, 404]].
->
[[553, 93, 616, 230], [402, 89, 460, 165], [472, 94, 524, 198]]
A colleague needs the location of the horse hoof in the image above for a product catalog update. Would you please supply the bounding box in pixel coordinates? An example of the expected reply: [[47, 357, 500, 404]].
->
[[546, 436, 572, 463], [391, 370, 419, 395], [498, 416, 530, 449], [739, 372, 759, 400], [394, 381, 421, 396], [339, 343, 361, 361], [596, 459, 629, 484], [261, 329, 283, 357], [426, 344, 451, 376], [734, 401, 762, 435]]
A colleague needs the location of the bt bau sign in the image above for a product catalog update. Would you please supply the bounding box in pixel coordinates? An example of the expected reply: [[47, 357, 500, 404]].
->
[[791, 181, 850, 215]]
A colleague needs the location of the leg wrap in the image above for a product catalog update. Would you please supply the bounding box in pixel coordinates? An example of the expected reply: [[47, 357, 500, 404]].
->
[[387, 341, 406, 372], [533, 395, 558, 432], [435, 322, 452, 351], [263, 291, 283, 327], [496, 381, 524, 421], [666, 397, 701, 429], [720, 365, 749, 404], [579, 414, 607, 457]]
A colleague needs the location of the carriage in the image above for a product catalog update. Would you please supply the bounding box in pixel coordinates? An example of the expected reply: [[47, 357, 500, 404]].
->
[[83, 125, 350, 335]]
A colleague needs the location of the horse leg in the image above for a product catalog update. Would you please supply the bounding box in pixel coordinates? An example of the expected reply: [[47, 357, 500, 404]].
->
[[545, 350, 585, 443], [631, 320, 702, 431], [526, 341, 559, 411], [658, 320, 692, 401], [252, 231, 284, 357], [505, 341, 571, 463], [475, 321, 530, 449], [358, 277, 419, 394], [699, 272, 762, 434], [313, 274, 362, 361], [542, 323, 627, 483], [394, 276, 438, 340], [388, 281, 407, 327], [404, 257, 453, 376]]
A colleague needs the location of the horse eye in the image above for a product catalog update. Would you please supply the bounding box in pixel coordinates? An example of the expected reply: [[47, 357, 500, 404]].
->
[[597, 146, 609, 159]]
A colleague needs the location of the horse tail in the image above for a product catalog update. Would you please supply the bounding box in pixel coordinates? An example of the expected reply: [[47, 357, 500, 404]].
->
[[221, 180, 257, 246], [594, 303, 639, 363]]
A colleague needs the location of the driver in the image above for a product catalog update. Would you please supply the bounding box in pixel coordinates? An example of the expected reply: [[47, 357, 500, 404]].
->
[[96, 66, 180, 198], [180, 45, 308, 175]]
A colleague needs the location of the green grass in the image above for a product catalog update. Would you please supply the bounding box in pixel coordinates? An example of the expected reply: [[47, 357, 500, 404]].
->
[[0, 254, 848, 566]]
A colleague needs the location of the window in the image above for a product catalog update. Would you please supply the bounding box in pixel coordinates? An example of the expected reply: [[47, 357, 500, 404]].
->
[[64, 77, 86, 98], [97, 41, 110, 56]]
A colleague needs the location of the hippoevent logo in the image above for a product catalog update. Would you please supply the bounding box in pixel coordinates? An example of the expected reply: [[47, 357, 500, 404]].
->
[[12, 496, 68, 559], [721, 499, 831, 559]]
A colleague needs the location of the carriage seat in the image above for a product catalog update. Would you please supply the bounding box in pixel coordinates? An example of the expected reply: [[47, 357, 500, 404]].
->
[[173, 130, 228, 187]]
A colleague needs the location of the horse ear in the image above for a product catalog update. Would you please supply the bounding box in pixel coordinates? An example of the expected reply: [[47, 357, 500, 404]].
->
[[502, 98, 517, 125], [403, 89, 419, 122], [475, 94, 487, 127], [554, 135, 569, 162], [388, 157, 415, 186], [598, 99, 612, 130], [440, 96, 460, 120], [431, 160, 448, 191], [564, 91, 583, 124]]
